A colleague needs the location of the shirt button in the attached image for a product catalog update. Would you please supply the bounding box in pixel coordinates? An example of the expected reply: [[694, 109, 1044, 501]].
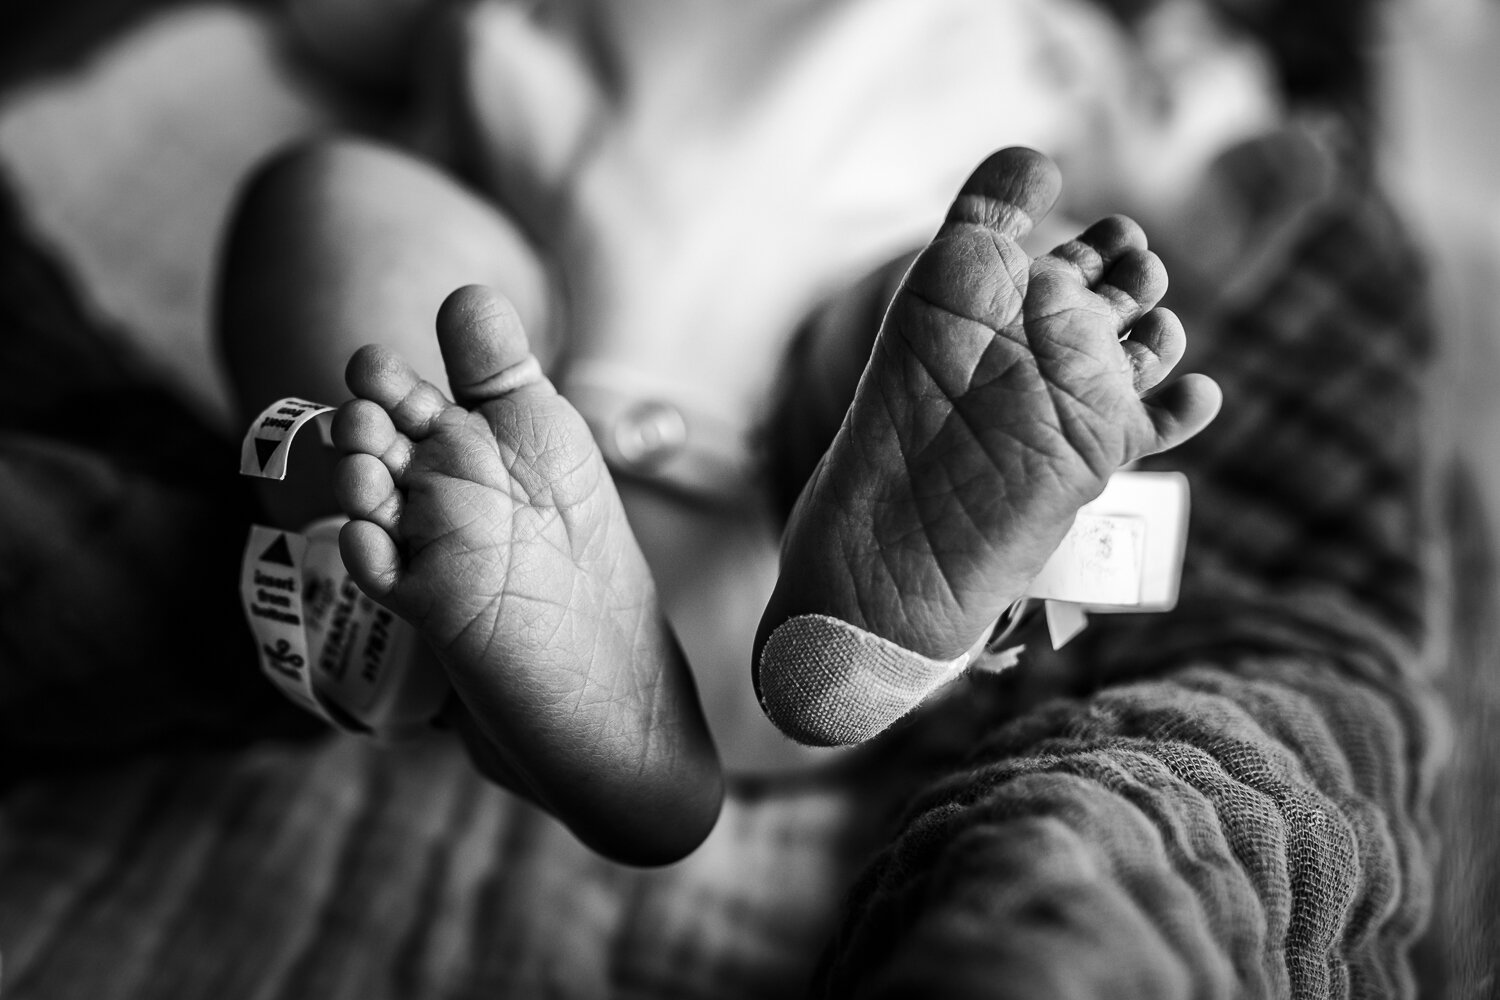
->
[[612, 400, 688, 471]]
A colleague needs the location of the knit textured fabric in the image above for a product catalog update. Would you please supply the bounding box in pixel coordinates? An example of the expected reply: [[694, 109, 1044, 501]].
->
[[758, 614, 970, 747], [814, 143, 1445, 999]]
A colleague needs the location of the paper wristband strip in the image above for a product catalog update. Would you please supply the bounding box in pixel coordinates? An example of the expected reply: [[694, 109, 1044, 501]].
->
[[239, 521, 450, 738], [240, 525, 330, 723], [239, 397, 334, 480], [297, 517, 450, 737], [238, 395, 449, 737]]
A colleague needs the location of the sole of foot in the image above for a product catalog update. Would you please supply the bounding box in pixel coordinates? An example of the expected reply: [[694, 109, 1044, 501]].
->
[[755, 147, 1222, 747], [333, 285, 722, 864]]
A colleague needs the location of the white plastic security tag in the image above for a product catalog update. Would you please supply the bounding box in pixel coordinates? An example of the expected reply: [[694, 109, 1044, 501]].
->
[[1022, 470, 1190, 648]]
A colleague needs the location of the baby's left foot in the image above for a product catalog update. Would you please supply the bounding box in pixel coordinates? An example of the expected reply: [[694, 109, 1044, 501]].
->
[[756, 148, 1221, 746], [333, 286, 720, 864]]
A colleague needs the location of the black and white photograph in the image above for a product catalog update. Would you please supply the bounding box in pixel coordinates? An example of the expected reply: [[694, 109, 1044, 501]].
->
[[1, 0, 1496, 996]]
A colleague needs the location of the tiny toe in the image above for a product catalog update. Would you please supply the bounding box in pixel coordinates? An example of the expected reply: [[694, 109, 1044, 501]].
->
[[339, 518, 403, 602], [1144, 373, 1223, 453], [333, 398, 398, 456], [945, 146, 1062, 242], [1045, 215, 1147, 287], [344, 344, 455, 438], [1121, 308, 1187, 394], [333, 398, 415, 480], [1097, 249, 1170, 332], [334, 453, 404, 533], [436, 285, 551, 406]]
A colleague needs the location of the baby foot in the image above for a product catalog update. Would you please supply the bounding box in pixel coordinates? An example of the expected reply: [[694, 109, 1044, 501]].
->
[[333, 285, 720, 864], [755, 148, 1221, 746]]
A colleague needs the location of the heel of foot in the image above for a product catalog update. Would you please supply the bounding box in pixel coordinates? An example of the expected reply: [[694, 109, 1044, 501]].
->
[[757, 614, 973, 747]]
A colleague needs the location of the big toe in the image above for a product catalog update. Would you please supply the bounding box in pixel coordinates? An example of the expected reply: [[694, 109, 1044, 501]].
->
[[902, 147, 1064, 336], [945, 146, 1062, 238], [436, 285, 550, 405]]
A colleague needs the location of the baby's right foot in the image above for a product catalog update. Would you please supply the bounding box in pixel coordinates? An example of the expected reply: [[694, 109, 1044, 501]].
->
[[756, 148, 1222, 746], [332, 286, 721, 865]]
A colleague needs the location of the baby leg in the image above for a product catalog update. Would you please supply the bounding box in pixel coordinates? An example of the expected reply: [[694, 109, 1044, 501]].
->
[[217, 138, 555, 529], [218, 141, 722, 863]]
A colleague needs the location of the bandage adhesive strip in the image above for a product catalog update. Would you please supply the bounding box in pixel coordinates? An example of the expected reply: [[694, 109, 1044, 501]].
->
[[757, 613, 985, 747]]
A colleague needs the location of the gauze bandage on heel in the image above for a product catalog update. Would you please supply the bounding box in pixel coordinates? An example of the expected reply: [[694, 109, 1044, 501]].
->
[[757, 614, 977, 747], [758, 474, 1191, 747]]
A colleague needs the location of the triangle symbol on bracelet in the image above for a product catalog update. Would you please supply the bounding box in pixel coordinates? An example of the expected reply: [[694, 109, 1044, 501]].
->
[[259, 533, 296, 568], [254, 437, 281, 472]]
